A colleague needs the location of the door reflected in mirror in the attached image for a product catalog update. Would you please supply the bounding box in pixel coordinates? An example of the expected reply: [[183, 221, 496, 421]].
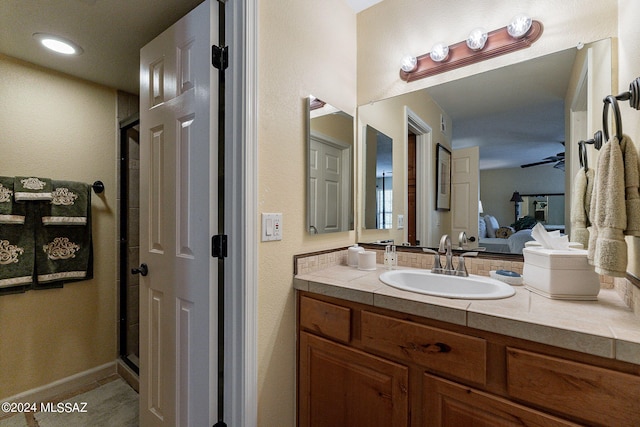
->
[[307, 96, 354, 235], [364, 125, 393, 229]]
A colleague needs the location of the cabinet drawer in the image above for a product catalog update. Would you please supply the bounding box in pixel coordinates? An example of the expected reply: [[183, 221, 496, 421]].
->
[[361, 311, 486, 385], [300, 296, 351, 343], [423, 374, 579, 427], [507, 348, 640, 427]]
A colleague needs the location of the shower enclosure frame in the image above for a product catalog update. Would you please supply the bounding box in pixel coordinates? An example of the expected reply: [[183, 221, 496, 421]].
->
[[119, 114, 140, 375]]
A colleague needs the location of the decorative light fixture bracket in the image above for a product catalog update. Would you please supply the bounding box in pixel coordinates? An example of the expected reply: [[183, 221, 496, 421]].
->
[[400, 20, 543, 82]]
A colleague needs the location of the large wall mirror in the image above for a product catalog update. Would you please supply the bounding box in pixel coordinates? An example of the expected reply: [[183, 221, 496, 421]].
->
[[364, 125, 393, 229], [357, 38, 612, 256], [306, 96, 355, 234]]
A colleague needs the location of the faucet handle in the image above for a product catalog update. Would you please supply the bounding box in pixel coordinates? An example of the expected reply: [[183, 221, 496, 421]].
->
[[422, 248, 444, 272], [458, 231, 468, 249], [454, 252, 478, 277]]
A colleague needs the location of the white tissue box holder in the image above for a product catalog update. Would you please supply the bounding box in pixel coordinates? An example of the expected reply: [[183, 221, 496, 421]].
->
[[522, 247, 600, 300]]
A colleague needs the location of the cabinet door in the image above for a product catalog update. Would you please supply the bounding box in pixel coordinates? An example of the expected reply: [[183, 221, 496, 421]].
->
[[422, 374, 580, 427], [299, 332, 409, 427]]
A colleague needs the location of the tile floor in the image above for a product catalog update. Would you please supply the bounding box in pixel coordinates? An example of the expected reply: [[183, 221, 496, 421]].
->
[[0, 375, 138, 427]]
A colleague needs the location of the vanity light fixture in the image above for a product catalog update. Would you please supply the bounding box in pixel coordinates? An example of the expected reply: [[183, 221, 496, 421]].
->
[[400, 15, 542, 82], [33, 33, 83, 56]]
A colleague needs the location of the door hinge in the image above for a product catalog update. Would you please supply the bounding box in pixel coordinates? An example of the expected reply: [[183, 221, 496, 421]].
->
[[212, 45, 229, 70], [212, 234, 228, 259]]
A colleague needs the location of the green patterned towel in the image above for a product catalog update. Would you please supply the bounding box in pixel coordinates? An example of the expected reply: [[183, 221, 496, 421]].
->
[[34, 189, 93, 288], [0, 206, 35, 294], [42, 180, 90, 225], [14, 176, 53, 201], [0, 176, 26, 224]]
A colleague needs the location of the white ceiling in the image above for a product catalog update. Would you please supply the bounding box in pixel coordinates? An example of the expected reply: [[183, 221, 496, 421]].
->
[[0, 0, 205, 94], [426, 48, 576, 170], [345, 0, 384, 13]]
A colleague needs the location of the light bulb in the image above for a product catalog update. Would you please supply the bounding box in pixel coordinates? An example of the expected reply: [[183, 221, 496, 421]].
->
[[507, 14, 532, 38], [466, 27, 488, 51], [401, 55, 417, 72], [430, 43, 449, 62], [33, 33, 83, 55]]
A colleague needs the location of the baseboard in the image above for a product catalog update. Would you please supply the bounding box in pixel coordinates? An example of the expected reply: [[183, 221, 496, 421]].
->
[[1, 361, 116, 403], [117, 359, 139, 393]]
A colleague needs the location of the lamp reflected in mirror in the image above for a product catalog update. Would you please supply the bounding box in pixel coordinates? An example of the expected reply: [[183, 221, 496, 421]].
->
[[510, 191, 524, 223]]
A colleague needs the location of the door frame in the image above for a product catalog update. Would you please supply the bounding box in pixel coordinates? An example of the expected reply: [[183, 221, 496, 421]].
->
[[404, 107, 432, 247], [226, 0, 258, 425]]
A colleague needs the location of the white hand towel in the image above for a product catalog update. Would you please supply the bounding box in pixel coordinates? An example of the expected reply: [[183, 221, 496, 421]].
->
[[588, 136, 627, 277], [620, 135, 640, 236]]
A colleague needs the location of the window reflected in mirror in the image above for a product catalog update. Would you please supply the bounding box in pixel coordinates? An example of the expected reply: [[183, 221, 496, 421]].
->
[[307, 96, 354, 235]]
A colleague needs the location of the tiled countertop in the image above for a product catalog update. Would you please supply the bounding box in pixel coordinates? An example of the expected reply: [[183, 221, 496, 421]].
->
[[294, 264, 640, 366]]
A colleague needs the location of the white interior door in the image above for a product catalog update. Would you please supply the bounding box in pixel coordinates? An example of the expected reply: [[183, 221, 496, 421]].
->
[[451, 146, 479, 248], [309, 134, 349, 233], [139, 1, 218, 426]]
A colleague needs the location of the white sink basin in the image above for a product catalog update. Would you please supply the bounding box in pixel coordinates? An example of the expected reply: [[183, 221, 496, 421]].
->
[[379, 270, 515, 299]]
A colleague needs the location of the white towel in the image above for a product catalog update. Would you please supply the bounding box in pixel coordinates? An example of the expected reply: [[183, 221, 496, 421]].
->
[[570, 168, 594, 248], [620, 135, 640, 236], [588, 136, 627, 277]]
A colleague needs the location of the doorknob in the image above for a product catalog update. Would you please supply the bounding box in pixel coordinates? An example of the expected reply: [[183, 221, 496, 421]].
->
[[131, 263, 148, 276]]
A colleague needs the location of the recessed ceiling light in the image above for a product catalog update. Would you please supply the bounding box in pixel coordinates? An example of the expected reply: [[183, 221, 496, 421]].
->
[[33, 33, 83, 55]]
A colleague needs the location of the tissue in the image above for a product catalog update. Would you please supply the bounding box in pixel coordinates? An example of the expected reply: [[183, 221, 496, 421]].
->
[[530, 223, 571, 250]]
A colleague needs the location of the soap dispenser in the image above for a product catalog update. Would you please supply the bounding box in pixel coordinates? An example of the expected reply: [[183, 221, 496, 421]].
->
[[384, 245, 398, 269]]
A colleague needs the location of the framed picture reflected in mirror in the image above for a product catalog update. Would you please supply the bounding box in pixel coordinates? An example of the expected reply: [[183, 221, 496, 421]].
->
[[435, 143, 451, 211]]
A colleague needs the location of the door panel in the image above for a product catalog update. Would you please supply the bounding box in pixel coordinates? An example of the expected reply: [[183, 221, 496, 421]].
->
[[451, 146, 479, 248], [309, 136, 348, 233], [139, 1, 217, 426]]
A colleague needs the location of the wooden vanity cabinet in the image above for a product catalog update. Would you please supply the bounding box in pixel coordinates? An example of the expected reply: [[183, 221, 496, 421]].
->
[[297, 292, 640, 427]]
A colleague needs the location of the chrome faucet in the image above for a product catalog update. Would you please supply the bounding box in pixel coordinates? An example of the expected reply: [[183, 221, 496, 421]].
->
[[423, 234, 478, 276]]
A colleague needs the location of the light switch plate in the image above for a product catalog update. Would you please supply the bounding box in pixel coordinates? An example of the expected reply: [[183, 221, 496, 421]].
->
[[397, 214, 404, 230], [262, 213, 282, 241]]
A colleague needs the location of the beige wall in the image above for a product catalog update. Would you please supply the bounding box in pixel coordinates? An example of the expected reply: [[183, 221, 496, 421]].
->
[[480, 167, 565, 227], [257, 0, 357, 425], [0, 55, 117, 398]]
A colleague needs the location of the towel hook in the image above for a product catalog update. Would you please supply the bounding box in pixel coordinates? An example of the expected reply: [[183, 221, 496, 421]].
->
[[582, 130, 603, 151], [613, 76, 640, 110], [602, 95, 623, 141], [592, 130, 603, 150]]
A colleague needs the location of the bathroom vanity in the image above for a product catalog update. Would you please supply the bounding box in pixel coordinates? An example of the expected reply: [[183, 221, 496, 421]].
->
[[295, 265, 640, 427]]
